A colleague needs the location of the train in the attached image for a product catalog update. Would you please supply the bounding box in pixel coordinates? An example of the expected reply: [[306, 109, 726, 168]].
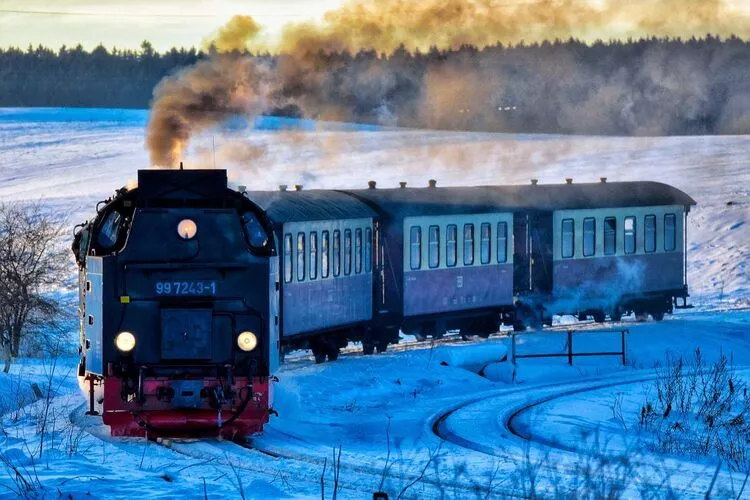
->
[[73, 169, 695, 437]]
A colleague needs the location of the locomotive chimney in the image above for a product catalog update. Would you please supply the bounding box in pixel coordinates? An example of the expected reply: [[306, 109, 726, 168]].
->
[[428, 179, 437, 188], [565, 178, 573, 185], [530, 179, 538, 185], [294, 184, 303, 191], [399, 181, 407, 189], [368, 180, 376, 189], [278, 184, 288, 192], [600, 177, 607, 183]]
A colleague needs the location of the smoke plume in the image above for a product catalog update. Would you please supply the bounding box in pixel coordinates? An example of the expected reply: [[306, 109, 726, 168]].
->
[[146, 0, 750, 167]]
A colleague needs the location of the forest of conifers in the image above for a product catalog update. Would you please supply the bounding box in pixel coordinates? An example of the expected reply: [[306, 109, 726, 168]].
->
[[1, 36, 749, 135]]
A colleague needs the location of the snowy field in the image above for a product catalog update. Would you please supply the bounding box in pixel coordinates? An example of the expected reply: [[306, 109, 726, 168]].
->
[[0, 108, 748, 498]]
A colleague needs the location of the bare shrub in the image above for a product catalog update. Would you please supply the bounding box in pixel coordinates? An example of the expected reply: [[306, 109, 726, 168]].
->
[[638, 349, 750, 471]]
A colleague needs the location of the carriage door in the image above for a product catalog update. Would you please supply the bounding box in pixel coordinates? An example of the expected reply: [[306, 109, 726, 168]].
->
[[529, 213, 553, 294], [513, 213, 531, 294]]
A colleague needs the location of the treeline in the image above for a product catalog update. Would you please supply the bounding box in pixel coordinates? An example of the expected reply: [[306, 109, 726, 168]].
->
[[2, 36, 750, 135]]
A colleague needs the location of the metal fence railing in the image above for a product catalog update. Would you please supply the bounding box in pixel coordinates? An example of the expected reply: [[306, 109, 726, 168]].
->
[[511, 328, 629, 366]]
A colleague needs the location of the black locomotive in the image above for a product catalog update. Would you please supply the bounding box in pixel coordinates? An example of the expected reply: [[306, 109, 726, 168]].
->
[[74, 169, 695, 436], [73, 169, 279, 437]]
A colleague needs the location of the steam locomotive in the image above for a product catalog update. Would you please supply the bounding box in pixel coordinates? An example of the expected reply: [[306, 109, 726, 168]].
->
[[73, 169, 695, 436], [73, 169, 279, 438]]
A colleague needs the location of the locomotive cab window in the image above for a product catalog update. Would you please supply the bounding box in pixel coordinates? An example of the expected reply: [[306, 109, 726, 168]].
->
[[645, 215, 656, 253], [344, 229, 352, 275], [583, 217, 595, 257], [480, 223, 491, 264], [664, 213, 677, 251], [624, 216, 636, 255], [497, 222, 507, 263], [463, 224, 474, 265], [97, 210, 123, 249], [333, 230, 341, 277], [296, 233, 306, 281], [355, 228, 362, 274], [309, 232, 318, 280], [242, 212, 268, 250], [561, 218, 574, 258], [604, 217, 617, 255], [446, 224, 457, 267], [410, 226, 422, 270], [283, 234, 293, 283], [365, 228, 372, 272], [322, 230, 330, 278], [428, 225, 440, 269]]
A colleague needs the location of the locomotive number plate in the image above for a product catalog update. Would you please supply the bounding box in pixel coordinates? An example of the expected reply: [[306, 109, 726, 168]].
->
[[155, 280, 217, 296]]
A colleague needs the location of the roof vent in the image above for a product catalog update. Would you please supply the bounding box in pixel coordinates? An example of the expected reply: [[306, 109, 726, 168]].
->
[[279, 184, 288, 192], [530, 179, 538, 185], [368, 180, 376, 189], [399, 182, 407, 189], [600, 177, 607, 184], [428, 179, 437, 188], [294, 184, 303, 191], [565, 178, 573, 185]]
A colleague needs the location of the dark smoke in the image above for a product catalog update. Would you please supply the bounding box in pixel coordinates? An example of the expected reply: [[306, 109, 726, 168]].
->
[[146, 0, 750, 167]]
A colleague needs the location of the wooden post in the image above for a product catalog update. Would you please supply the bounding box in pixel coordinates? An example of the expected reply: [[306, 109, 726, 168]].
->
[[567, 330, 573, 366], [621, 329, 627, 366], [511, 333, 517, 365]]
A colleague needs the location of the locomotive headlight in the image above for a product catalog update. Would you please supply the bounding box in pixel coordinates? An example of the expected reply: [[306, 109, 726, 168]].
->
[[237, 331, 258, 352], [115, 331, 136, 352], [177, 219, 197, 240]]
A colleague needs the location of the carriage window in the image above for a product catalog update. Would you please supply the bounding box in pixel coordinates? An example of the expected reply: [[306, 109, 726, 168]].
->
[[583, 218, 595, 257], [664, 213, 677, 251], [242, 212, 268, 249], [322, 231, 330, 278], [497, 222, 507, 263], [410, 226, 421, 270], [480, 223, 491, 264], [561, 219, 574, 258], [624, 216, 636, 255], [365, 228, 372, 272], [428, 226, 440, 268], [446, 224, 457, 267], [355, 228, 362, 274], [296, 233, 306, 281], [344, 229, 352, 275], [283, 234, 293, 283], [97, 210, 122, 249], [604, 217, 616, 255], [463, 224, 475, 265], [309, 232, 318, 280], [333, 230, 341, 277], [644, 215, 656, 253]]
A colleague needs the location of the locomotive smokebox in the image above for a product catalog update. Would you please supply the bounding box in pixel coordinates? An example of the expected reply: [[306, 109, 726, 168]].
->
[[137, 169, 228, 202]]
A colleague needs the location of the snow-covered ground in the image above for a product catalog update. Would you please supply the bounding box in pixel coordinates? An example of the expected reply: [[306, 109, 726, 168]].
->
[[0, 108, 748, 498]]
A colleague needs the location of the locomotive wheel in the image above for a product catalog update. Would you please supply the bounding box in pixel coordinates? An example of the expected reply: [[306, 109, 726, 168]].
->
[[312, 347, 327, 364], [362, 342, 375, 355], [327, 348, 340, 361], [610, 305, 624, 322]]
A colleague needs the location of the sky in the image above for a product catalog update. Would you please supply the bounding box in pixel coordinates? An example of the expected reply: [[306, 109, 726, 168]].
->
[[0, 0, 342, 51], [1, 0, 750, 52]]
